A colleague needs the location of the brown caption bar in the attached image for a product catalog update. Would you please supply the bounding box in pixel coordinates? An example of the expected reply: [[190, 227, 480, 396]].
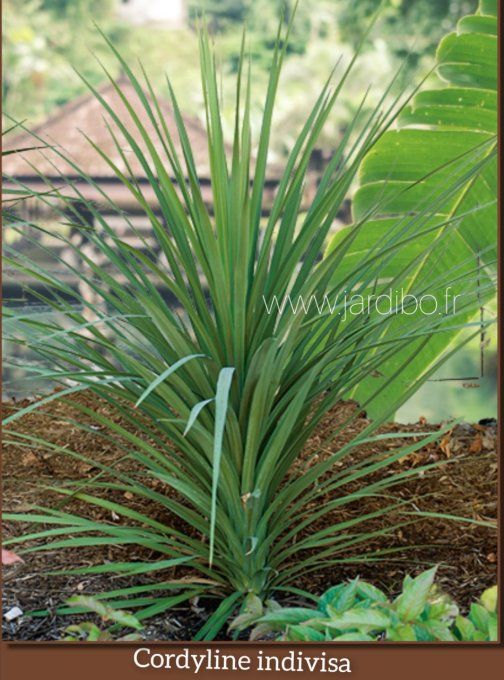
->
[[2, 643, 504, 679]]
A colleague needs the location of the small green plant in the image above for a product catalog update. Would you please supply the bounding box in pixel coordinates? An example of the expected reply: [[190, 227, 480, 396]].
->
[[233, 568, 498, 642], [453, 585, 498, 642], [62, 596, 143, 642]]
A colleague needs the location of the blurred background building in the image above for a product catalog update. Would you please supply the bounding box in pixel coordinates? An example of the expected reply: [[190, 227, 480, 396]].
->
[[117, 0, 186, 28]]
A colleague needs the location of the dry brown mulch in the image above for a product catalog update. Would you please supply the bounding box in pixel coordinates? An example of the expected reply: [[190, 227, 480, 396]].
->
[[1, 393, 498, 641]]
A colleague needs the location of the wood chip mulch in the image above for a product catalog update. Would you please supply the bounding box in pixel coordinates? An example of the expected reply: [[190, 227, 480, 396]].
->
[[1, 393, 498, 641]]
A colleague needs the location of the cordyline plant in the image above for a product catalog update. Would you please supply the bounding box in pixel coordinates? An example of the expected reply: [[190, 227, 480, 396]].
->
[[2, 13, 496, 639]]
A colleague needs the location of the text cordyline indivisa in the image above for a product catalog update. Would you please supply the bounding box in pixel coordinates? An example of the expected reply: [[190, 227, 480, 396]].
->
[[133, 647, 351, 673]]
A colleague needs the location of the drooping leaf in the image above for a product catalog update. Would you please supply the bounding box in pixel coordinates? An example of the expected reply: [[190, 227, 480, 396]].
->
[[66, 596, 143, 630], [209, 366, 235, 565], [183, 398, 214, 436], [135, 354, 206, 408]]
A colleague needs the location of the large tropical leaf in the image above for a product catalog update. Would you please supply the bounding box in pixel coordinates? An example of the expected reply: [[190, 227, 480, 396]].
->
[[326, 0, 497, 418]]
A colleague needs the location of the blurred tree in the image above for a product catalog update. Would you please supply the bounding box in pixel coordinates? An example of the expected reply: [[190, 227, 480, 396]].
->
[[2, 0, 481, 155], [337, 0, 478, 67], [2, 0, 126, 125], [188, 0, 252, 30], [191, 0, 311, 54], [40, 0, 115, 17], [191, 0, 479, 70]]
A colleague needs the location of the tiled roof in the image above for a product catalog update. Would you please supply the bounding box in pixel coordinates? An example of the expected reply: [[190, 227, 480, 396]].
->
[[3, 77, 236, 180]]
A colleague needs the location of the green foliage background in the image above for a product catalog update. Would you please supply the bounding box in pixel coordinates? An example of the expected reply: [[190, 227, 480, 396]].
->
[[3, 0, 478, 140]]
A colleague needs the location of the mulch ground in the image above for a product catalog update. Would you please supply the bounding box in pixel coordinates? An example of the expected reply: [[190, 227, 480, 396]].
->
[[1, 393, 498, 641]]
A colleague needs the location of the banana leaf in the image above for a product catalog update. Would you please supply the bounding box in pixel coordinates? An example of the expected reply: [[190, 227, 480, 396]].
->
[[326, 0, 497, 418]]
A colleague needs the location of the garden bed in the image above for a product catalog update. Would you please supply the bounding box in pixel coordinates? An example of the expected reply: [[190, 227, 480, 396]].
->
[[2, 394, 497, 641]]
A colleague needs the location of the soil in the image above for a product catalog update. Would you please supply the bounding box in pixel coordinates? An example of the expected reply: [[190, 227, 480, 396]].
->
[[1, 393, 498, 641]]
